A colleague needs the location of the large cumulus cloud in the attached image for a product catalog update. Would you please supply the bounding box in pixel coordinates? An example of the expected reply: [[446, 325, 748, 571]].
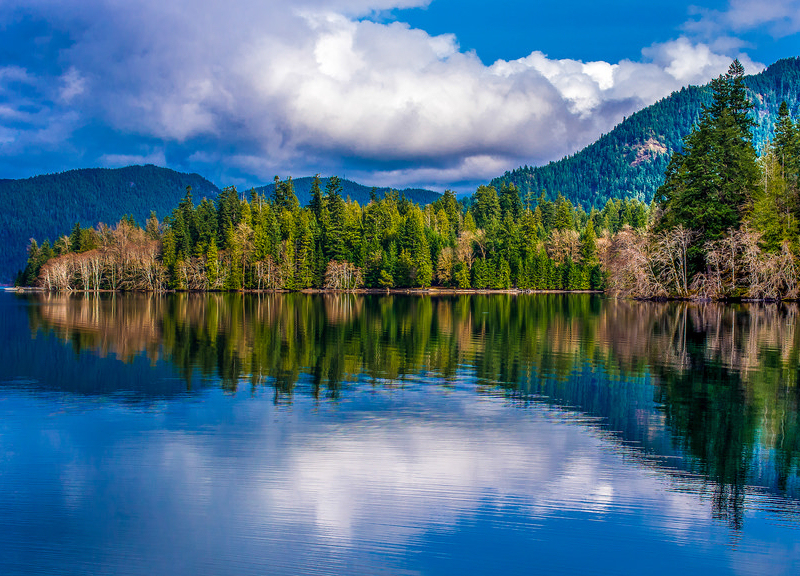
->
[[0, 0, 772, 190]]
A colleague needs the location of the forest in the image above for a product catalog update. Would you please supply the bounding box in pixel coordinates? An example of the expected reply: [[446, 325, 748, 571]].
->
[[0, 166, 439, 284], [17, 60, 800, 300], [16, 172, 648, 293], [0, 165, 219, 284]]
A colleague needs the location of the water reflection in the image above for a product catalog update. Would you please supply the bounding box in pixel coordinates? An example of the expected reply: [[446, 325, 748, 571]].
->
[[15, 292, 800, 529]]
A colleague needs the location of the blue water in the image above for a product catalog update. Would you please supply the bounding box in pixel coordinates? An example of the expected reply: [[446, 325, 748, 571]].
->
[[1, 292, 798, 575]]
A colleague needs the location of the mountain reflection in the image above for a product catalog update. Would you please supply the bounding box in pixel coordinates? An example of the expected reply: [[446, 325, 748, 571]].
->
[[21, 292, 800, 526]]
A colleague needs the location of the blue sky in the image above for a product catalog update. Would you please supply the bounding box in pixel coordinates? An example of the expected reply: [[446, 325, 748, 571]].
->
[[397, 0, 799, 65], [395, 1, 713, 64], [1, 0, 799, 192]]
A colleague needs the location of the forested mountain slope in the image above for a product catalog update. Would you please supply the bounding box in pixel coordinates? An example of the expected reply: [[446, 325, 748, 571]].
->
[[0, 165, 220, 283], [492, 57, 800, 209]]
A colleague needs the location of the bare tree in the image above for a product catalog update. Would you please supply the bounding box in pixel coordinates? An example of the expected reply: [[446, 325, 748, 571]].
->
[[547, 228, 580, 264], [652, 225, 696, 297], [436, 247, 454, 286], [255, 256, 282, 291], [324, 261, 364, 291], [39, 254, 77, 291], [605, 226, 666, 298], [455, 230, 476, 271]]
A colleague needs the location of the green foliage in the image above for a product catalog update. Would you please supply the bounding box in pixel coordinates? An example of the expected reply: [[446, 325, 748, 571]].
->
[[657, 61, 761, 272], [492, 57, 800, 210], [15, 239, 53, 287], [471, 185, 501, 229], [272, 176, 300, 212], [22, 165, 651, 292]]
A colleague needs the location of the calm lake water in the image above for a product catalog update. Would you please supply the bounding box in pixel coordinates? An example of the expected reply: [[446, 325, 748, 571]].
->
[[1, 292, 799, 575]]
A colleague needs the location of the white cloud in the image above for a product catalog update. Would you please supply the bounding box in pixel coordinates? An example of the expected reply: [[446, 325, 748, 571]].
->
[[688, 0, 800, 37], [59, 67, 86, 103], [642, 37, 764, 83], [0, 0, 772, 189]]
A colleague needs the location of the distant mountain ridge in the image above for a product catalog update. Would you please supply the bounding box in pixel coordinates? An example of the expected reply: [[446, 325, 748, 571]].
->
[[0, 165, 440, 283], [492, 56, 800, 209]]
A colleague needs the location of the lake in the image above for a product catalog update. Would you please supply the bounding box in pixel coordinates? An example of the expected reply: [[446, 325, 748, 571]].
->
[[1, 292, 799, 575]]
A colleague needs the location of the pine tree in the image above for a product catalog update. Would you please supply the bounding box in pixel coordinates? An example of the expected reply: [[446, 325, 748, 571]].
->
[[553, 194, 574, 230], [322, 179, 347, 261], [454, 262, 471, 288], [656, 59, 760, 270], [206, 240, 219, 289], [471, 185, 500, 229], [472, 258, 489, 289], [580, 220, 598, 264], [295, 211, 314, 288], [146, 211, 161, 241], [272, 177, 300, 213], [773, 101, 799, 192], [217, 186, 242, 249], [69, 222, 82, 252], [751, 149, 795, 251], [309, 175, 323, 222]]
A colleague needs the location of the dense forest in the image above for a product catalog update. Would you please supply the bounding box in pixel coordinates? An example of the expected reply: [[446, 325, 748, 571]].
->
[[0, 167, 440, 284], [17, 172, 648, 292], [492, 57, 800, 209]]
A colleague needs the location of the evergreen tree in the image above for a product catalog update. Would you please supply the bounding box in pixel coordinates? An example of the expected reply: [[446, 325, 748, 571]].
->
[[146, 211, 161, 241], [580, 220, 598, 264], [323, 177, 347, 261], [656, 60, 760, 267], [295, 211, 314, 288], [751, 149, 795, 251], [471, 185, 500, 229], [309, 175, 323, 222], [69, 222, 82, 252], [454, 262, 471, 289], [206, 241, 219, 289], [472, 258, 489, 289], [553, 194, 574, 230], [272, 176, 300, 212], [498, 183, 522, 220], [217, 186, 242, 248], [772, 101, 799, 191]]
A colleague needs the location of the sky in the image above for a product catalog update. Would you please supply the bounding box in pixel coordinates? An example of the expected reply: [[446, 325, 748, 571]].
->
[[0, 0, 799, 193]]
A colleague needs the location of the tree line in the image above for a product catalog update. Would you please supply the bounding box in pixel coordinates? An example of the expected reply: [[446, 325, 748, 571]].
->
[[18, 172, 650, 292]]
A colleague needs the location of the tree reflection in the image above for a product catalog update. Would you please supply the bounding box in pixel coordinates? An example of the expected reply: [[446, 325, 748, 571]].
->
[[23, 292, 800, 526]]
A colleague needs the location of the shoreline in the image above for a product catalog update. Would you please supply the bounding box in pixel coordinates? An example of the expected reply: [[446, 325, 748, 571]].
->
[[8, 286, 605, 296], [7, 286, 795, 302]]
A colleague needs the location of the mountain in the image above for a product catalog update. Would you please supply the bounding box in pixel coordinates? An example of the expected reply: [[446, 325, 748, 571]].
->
[[0, 165, 220, 284], [492, 57, 800, 209], [251, 176, 441, 206]]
